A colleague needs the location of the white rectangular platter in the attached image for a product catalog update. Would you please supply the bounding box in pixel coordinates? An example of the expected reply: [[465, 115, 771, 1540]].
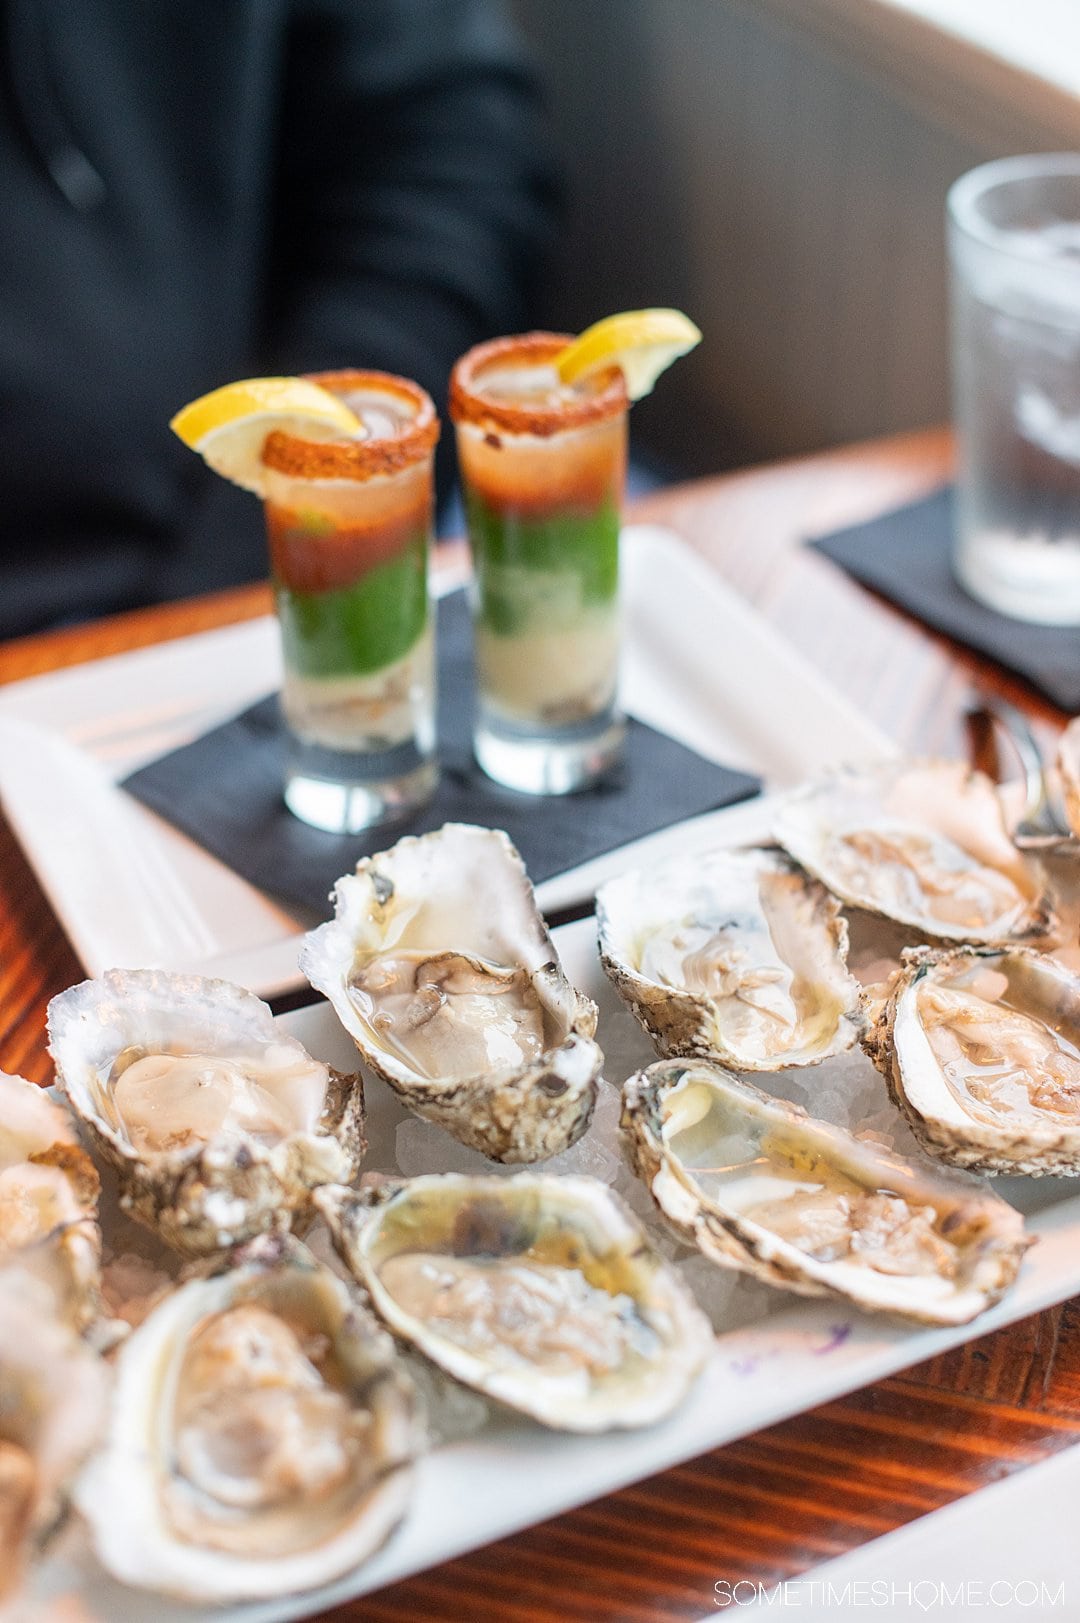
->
[[0, 525, 893, 995], [27, 914, 1080, 1622], [12, 520, 1054, 1621]]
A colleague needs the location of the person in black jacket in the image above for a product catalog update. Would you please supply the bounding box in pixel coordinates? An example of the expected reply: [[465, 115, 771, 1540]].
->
[[0, 0, 558, 637]]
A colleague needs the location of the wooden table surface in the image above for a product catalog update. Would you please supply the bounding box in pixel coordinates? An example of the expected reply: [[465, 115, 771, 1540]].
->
[[3, 424, 1077, 1621]]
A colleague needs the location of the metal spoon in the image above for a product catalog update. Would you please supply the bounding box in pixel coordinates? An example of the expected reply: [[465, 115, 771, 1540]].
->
[[966, 697, 1073, 847]]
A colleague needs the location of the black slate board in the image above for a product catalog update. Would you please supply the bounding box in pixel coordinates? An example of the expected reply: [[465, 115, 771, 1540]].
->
[[811, 488, 1080, 711], [124, 592, 761, 914]]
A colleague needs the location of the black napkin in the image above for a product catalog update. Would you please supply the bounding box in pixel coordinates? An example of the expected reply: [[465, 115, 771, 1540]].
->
[[123, 592, 760, 915], [810, 487, 1080, 711]]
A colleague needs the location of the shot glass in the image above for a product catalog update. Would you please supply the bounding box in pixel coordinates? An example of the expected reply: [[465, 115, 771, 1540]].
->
[[949, 154, 1080, 624], [449, 333, 628, 795], [261, 370, 439, 832]]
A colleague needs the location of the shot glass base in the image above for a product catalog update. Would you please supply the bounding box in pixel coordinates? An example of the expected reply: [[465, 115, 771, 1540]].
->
[[473, 712, 626, 796], [284, 740, 437, 834]]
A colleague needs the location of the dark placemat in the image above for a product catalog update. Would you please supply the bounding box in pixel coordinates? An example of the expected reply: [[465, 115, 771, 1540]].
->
[[810, 487, 1080, 712], [123, 592, 760, 915]]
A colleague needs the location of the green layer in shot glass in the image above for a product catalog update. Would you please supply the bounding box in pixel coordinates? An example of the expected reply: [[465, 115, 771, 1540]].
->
[[466, 489, 620, 638], [465, 489, 621, 728], [270, 516, 429, 679]]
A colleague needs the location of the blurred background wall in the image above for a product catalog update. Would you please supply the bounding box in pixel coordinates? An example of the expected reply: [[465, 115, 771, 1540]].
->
[[510, 0, 1080, 480]]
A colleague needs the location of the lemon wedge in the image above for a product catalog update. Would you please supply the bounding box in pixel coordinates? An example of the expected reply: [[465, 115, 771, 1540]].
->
[[555, 308, 702, 401], [170, 377, 364, 495]]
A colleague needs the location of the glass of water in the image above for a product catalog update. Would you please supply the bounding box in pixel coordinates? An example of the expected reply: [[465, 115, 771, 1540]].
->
[[949, 154, 1080, 624]]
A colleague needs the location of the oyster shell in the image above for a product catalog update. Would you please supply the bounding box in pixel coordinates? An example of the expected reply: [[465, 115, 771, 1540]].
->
[[773, 759, 1054, 944], [621, 1058, 1029, 1324], [47, 970, 364, 1256], [867, 945, 1080, 1175], [0, 1071, 100, 1325], [301, 824, 603, 1162], [317, 1174, 712, 1430], [1058, 717, 1080, 839], [0, 1267, 107, 1602], [596, 847, 865, 1069], [75, 1236, 421, 1602]]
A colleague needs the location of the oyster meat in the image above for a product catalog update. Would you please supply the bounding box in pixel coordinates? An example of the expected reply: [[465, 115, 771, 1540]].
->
[[48, 969, 364, 1256], [75, 1236, 421, 1602], [0, 1267, 107, 1603], [773, 759, 1054, 944], [301, 824, 603, 1162], [597, 846, 865, 1069], [868, 945, 1080, 1175], [621, 1058, 1029, 1324], [0, 1070, 100, 1324], [317, 1174, 712, 1430]]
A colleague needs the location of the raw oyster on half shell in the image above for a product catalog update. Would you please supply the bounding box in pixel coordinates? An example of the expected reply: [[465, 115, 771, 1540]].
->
[[48, 970, 365, 1256], [301, 824, 603, 1162], [0, 1070, 100, 1325], [867, 945, 1080, 1175], [317, 1174, 711, 1431], [621, 1059, 1029, 1324], [773, 760, 1054, 944], [0, 1267, 107, 1602], [75, 1236, 420, 1603], [596, 847, 865, 1070]]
